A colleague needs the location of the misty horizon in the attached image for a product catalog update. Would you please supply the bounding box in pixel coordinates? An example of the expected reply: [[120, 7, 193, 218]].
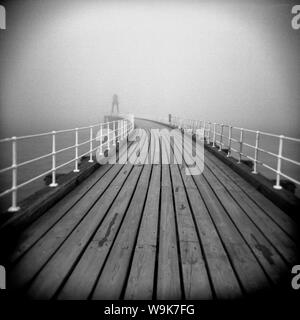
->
[[0, 0, 299, 138]]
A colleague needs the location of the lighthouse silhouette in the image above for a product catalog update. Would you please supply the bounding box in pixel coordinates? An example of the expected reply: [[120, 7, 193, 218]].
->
[[111, 94, 119, 114]]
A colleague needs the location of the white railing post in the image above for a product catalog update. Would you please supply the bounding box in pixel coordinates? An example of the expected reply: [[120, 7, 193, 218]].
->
[[88, 126, 94, 163], [252, 131, 260, 174], [49, 131, 58, 187], [238, 128, 244, 163], [132, 115, 135, 130], [227, 126, 232, 157], [207, 122, 211, 144], [273, 135, 284, 190], [213, 123, 216, 147], [73, 128, 80, 172], [219, 124, 224, 151], [99, 123, 103, 155], [116, 120, 119, 143], [107, 122, 110, 151], [8, 137, 20, 212], [112, 121, 116, 146]]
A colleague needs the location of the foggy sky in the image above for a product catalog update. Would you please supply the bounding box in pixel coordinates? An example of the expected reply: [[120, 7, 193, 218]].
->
[[0, 0, 299, 137]]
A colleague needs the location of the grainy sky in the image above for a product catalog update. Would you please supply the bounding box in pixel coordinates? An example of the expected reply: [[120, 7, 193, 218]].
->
[[0, 0, 299, 137]]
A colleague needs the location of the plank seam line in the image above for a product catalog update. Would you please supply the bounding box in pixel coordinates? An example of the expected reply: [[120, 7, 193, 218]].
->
[[87, 129, 150, 300], [162, 135, 185, 300], [15, 136, 143, 293], [199, 170, 274, 288], [120, 131, 154, 299], [204, 159, 294, 267], [55, 129, 149, 299], [204, 152, 297, 243], [9, 164, 115, 267], [9, 133, 140, 267], [171, 132, 246, 296], [152, 129, 162, 300]]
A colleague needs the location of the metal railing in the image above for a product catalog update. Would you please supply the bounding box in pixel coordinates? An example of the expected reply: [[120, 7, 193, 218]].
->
[[170, 116, 300, 191], [0, 116, 134, 212]]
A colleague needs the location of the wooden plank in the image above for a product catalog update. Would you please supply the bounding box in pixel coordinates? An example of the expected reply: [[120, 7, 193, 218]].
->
[[204, 151, 297, 239], [8, 133, 145, 293], [171, 134, 243, 299], [53, 165, 144, 300], [204, 155, 298, 266], [171, 131, 270, 294], [55, 132, 149, 300], [201, 166, 288, 285], [8, 164, 113, 265], [8, 130, 141, 265], [91, 165, 152, 300], [156, 135, 182, 300], [124, 165, 161, 300], [193, 174, 271, 294], [170, 163, 212, 299], [177, 131, 293, 284], [8, 163, 126, 291], [160, 131, 213, 299]]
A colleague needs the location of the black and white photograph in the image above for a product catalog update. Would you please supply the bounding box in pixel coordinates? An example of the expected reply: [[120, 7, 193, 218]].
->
[[0, 0, 299, 316]]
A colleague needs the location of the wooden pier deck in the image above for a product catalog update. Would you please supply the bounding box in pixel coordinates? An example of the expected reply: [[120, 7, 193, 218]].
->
[[5, 119, 299, 300]]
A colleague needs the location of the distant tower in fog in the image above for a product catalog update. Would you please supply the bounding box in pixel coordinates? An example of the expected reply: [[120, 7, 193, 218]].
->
[[111, 94, 119, 114]]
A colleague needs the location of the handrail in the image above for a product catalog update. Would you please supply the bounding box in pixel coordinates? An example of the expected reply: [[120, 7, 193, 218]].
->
[[0, 116, 135, 212], [169, 116, 300, 191]]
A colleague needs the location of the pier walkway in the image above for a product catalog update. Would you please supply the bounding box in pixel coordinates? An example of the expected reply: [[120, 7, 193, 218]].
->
[[4, 119, 299, 299]]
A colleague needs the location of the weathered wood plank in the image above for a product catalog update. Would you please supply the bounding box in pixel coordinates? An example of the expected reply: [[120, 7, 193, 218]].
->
[[170, 163, 212, 299], [8, 164, 113, 265], [204, 151, 297, 239], [6, 120, 298, 300], [202, 166, 287, 285], [56, 133, 149, 300], [91, 165, 152, 300], [8, 164, 125, 291], [156, 134, 182, 300], [8, 130, 141, 266], [8, 132, 145, 293], [55, 165, 144, 300], [177, 131, 292, 284], [124, 165, 161, 300], [204, 155, 298, 266], [171, 134, 243, 299], [171, 130, 270, 294], [160, 130, 213, 299]]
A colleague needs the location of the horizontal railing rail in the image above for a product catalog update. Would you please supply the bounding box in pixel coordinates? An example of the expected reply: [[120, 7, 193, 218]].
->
[[169, 116, 300, 191], [0, 116, 134, 212]]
